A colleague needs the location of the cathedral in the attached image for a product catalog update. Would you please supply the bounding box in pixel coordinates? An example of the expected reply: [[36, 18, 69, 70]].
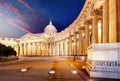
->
[[0, 0, 120, 79], [0, 20, 58, 56]]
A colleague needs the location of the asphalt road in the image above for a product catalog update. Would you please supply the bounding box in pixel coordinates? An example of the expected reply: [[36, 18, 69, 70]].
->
[[0, 57, 87, 81]]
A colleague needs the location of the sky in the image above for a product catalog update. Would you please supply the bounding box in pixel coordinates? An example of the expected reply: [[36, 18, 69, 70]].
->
[[0, 0, 85, 38]]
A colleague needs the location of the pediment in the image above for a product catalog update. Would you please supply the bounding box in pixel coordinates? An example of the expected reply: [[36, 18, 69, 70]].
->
[[19, 33, 40, 40]]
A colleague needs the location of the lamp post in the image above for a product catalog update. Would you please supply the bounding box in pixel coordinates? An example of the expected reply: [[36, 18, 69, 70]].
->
[[73, 42, 76, 61]]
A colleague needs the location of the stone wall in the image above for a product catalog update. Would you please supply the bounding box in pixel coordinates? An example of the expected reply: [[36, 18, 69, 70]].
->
[[86, 43, 120, 79]]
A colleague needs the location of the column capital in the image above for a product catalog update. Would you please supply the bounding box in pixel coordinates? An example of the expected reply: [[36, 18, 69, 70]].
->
[[84, 20, 92, 25], [79, 27, 85, 31], [74, 31, 79, 34], [24, 43, 27, 45], [91, 9, 102, 16], [69, 35, 73, 37]]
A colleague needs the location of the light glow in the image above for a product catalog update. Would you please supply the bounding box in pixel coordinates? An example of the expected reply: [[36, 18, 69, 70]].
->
[[21, 68, 27, 72], [98, 20, 102, 43], [89, 25, 92, 29], [82, 33, 85, 37], [49, 69, 56, 74], [72, 70, 77, 74]]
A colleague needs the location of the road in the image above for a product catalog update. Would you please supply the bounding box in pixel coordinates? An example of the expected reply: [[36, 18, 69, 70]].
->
[[0, 57, 86, 81]]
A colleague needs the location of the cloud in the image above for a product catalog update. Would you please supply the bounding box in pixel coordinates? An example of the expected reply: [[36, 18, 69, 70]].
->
[[18, 0, 38, 20], [7, 18, 31, 33], [18, 0, 34, 13], [0, 1, 31, 33], [9, 18, 31, 29], [5, 4, 23, 18], [0, 1, 24, 18], [0, 12, 4, 16], [0, 12, 31, 33]]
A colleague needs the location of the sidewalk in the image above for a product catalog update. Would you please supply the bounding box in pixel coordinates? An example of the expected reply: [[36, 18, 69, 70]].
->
[[0, 59, 21, 66], [65, 58, 120, 81]]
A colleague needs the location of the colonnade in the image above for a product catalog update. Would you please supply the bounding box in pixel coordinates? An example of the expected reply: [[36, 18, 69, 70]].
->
[[52, 30, 85, 56], [51, 0, 119, 56], [15, 0, 120, 57], [19, 42, 47, 56]]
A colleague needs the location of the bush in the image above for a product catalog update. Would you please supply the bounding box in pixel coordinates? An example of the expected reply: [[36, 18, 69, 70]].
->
[[0, 43, 16, 57]]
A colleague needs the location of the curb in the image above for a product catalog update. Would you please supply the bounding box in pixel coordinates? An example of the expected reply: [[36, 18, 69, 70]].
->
[[65, 59, 90, 80]]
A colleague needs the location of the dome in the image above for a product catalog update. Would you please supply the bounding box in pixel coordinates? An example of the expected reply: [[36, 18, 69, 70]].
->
[[44, 20, 57, 35]]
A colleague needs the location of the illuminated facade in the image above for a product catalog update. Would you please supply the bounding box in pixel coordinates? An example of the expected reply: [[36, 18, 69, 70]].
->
[[0, 0, 120, 79]]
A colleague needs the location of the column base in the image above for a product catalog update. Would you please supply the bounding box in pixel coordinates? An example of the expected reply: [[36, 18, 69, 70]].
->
[[86, 62, 120, 79], [86, 43, 120, 79]]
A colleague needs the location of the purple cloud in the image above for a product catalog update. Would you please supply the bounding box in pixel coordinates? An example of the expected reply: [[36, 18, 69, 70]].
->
[[9, 18, 31, 29], [18, 0, 34, 13], [7, 18, 31, 33]]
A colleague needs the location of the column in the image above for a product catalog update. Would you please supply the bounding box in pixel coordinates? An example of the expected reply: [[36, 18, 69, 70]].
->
[[74, 32, 77, 55], [53, 42, 55, 56], [61, 42, 63, 56], [85, 21, 90, 54], [51, 42, 54, 56], [39, 42, 42, 56], [49, 43, 52, 56], [48, 43, 50, 56], [26, 43, 28, 56], [62, 42, 64, 56], [59, 42, 61, 56], [35, 43, 37, 56], [55, 42, 57, 56], [91, 9, 100, 44], [58, 42, 60, 56], [79, 28, 83, 55], [103, 0, 109, 43], [42, 43, 44, 56], [117, 0, 120, 42], [68, 35, 72, 56], [19, 44, 22, 56], [53, 42, 56, 56], [65, 38, 69, 56], [17, 45, 20, 56], [44, 43, 47, 56], [109, 0, 117, 42], [54, 42, 57, 56], [35, 43, 38, 55], [92, 16, 98, 44], [57, 42, 59, 56], [34, 43, 37, 56], [28, 43, 31, 56], [31, 43, 34, 55], [31, 43, 33, 56], [82, 30, 85, 55], [23, 43, 26, 56]]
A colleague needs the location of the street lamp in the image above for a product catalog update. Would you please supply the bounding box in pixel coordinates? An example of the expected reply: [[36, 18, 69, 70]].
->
[[73, 42, 76, 61]]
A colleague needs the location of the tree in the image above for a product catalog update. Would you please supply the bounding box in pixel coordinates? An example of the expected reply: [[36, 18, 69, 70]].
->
[[0, 43, 16, 57]]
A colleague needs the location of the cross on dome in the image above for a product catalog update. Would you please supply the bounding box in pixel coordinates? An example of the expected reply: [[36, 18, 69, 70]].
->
[[49, 18, 53, 25]]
